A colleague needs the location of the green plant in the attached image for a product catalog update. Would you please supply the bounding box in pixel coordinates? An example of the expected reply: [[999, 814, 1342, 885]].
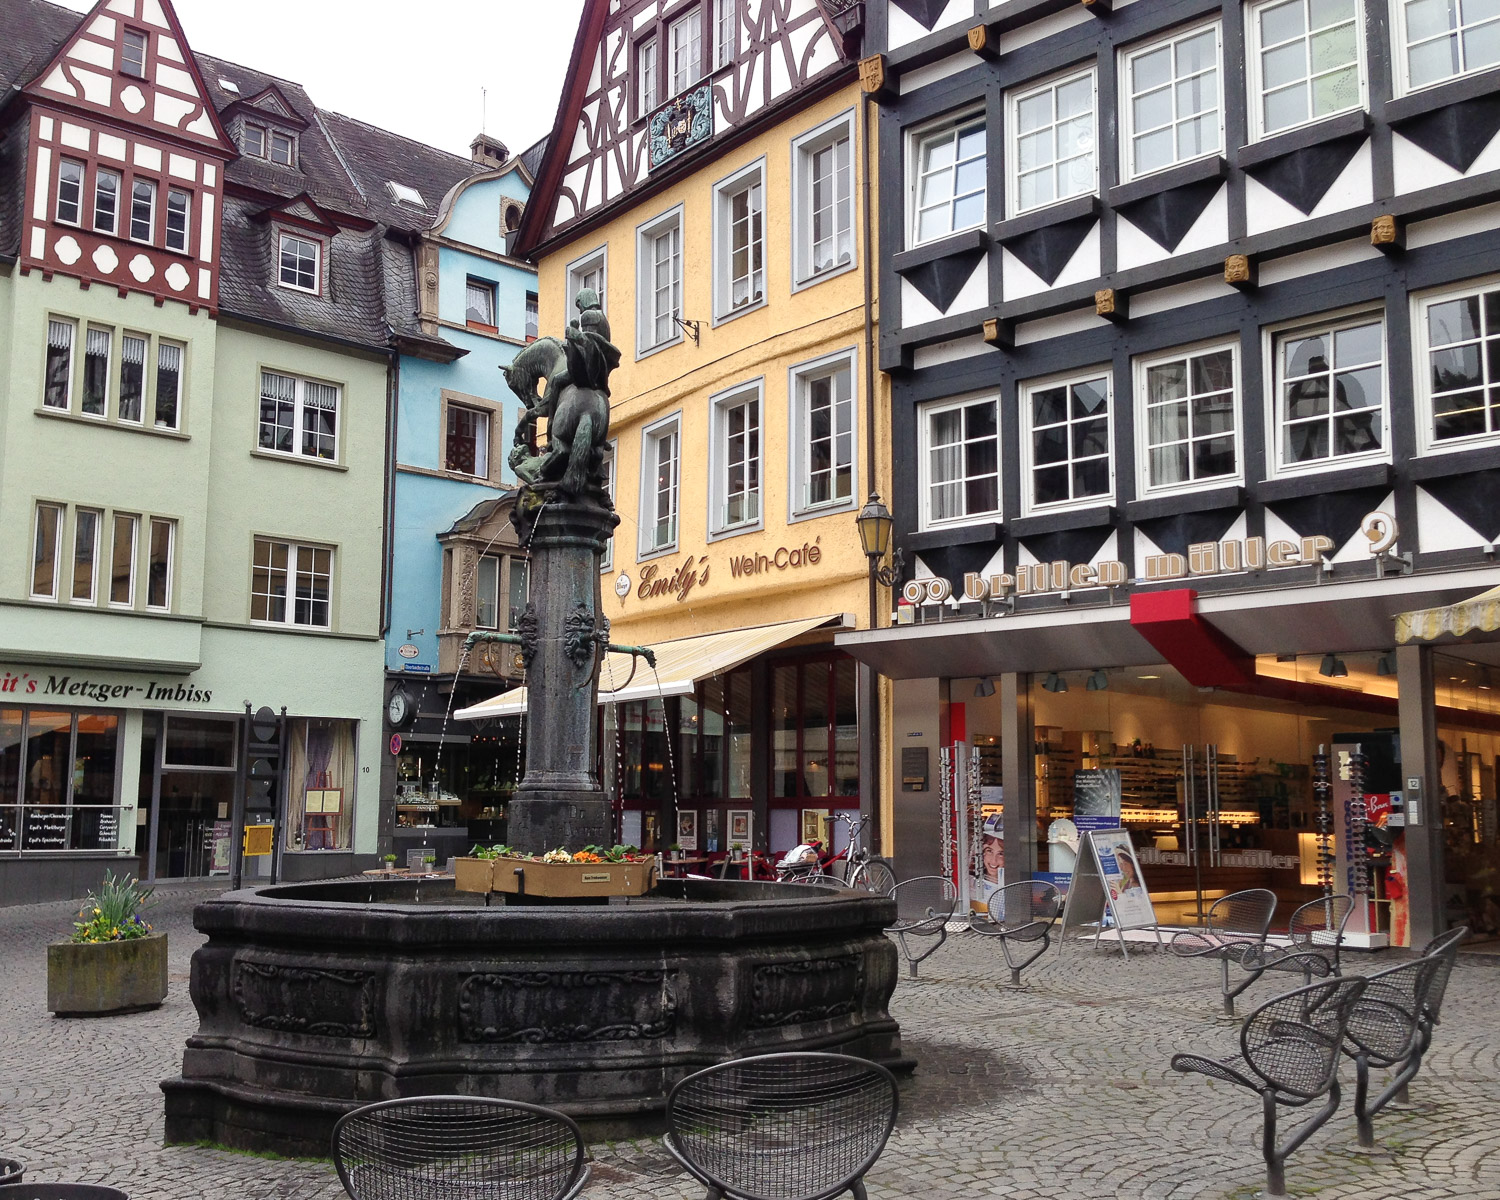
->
[[668, 842, 683, 853], [382, 853, 396, 865], [71, 871, 154, 943]]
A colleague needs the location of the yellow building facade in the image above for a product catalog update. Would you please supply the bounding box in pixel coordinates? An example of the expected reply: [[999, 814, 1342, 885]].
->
[[516, 1, 891, 864]]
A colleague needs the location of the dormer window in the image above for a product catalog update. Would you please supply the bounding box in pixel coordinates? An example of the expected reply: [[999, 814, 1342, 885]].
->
[[243, 123, 297, 167], [388, 181, 426, 209], [278, 232, 321, 293], [121, 29, 148, 78], [269, 131, 296, 167], [244, 124, 265, 157]]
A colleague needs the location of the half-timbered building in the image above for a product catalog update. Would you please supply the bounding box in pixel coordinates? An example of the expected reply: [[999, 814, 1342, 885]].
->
[[839, 0, 1500, 948]]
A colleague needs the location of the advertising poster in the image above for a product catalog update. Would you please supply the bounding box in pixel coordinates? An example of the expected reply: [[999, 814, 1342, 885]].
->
[[1073, 769, 1122, 833], [1088, 829, 1157, 930], [972, 811, 1005, 908]]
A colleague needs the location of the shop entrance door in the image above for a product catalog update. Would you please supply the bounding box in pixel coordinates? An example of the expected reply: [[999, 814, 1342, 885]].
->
[[1181, 744, 1267, 921]]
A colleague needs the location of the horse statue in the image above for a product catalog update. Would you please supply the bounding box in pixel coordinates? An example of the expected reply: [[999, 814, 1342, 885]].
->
[[502, 288, 620, 498]]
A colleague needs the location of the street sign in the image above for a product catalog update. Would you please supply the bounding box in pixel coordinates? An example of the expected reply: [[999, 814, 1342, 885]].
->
[[390, 733, 403, 756], [402, 663, 432, 674], [398, 643, 420, 659]]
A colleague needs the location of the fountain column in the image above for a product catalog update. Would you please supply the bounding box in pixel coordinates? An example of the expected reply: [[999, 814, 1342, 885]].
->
[[507, 490, 619, 853]]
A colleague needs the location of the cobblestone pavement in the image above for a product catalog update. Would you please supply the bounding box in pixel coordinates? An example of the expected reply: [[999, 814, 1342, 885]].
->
[[4, 888, 1499, 1199]]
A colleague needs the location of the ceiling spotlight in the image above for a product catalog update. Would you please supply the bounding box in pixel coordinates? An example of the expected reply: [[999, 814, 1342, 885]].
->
[[1086, 668, 1108, 691], [1042, 672, 1068, 693], [1376, 652, 1397, 677], [1319, 654, 1348, 678], [974, 676, 996, 698]]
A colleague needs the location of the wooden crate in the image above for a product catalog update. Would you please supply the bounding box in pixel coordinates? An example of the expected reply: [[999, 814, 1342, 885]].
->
[[453, 857, 495, 895], [492, 857, 657, 898]]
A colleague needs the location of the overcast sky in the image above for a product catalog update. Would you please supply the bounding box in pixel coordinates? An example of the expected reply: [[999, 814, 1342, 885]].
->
[[53, 0, 588, 159]]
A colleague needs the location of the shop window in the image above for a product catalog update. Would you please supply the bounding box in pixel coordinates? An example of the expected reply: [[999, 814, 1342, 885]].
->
[[164, 715, 238, 770], [909, 115, 986, 245], [466, 277, 497, 328], [445, 403, 491, 477], [278, 232, 321, 293], [712, 382, 762, 534], [476, 554, 500, 629], [1272, 314, 1386, 471], [567, 247, 607, 311], [640, 415, 681, 556], [1397, 0, 1500, 93], [637, 208, 683, 354], [714, 161, 765, 319], [791, 352, 856, 516], [251, 536, 333, 628], [1121, 23, 1222, 182], [285, 718, 356, 851], [1136, 342, 1239, 494], [1009, 67, 1097, 217], [772, 658, 859, 802], [1416, 279, 1500, 449], [920, 395, 1000, 527], [1022, 372, 1112, 513], [1248, 0, 1364, 140], [793, 111, 854, 286], [56, 159, 83, 225], [259, 370, 339, 461], [94, 169, 121, 236], [0, 709, 123, 854]]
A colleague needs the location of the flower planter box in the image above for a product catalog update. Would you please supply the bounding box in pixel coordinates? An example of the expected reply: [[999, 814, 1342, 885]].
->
[[47, 932, 167, 1017], [454, 856, 657, 898]]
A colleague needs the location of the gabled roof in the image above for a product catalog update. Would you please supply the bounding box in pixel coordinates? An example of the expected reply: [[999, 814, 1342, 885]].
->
[[249, 192, 344, 237], [0, 0, 77, 100], [222, 83, 310, 130]]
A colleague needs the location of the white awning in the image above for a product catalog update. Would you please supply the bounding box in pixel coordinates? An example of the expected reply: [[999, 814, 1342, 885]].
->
[[1396, 585, 1500, 644], [453, 614, 850, 720]]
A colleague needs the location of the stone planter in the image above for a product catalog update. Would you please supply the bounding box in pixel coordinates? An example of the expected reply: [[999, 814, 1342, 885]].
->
[[47, 932, 167, 1017]]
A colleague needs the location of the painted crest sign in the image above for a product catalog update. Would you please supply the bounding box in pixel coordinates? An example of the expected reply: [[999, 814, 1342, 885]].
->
[[649, 86, 713, 170]]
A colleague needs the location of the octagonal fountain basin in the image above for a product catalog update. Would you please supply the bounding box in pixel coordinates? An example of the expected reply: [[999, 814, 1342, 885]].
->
[[161, 876, 908, 1154]]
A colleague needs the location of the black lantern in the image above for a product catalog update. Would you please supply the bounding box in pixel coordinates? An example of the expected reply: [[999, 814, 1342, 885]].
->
[[856, 493, 893, 560]]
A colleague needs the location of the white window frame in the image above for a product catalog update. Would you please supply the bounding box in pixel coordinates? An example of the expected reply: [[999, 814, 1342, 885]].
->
[[121, 28, 148, 78], [567, 246, 608, 312], [165, 188, 190, 253], [1119, 21, 1224, 184], [1246, 0, 1367, 141], [1007, 66, 1099, 218], [716, 0, 738, 68], [154, 339, 183, 431], [638, 36, 660, 115], [1134, 339, 1243, 497], [907, 110, 987, 247], [258, 369, 341, 463], [709, 379, 764, 538], [1413, 274, 1500, 453], [669, 8, 704, 96], [1019, 369, 1115, 516], [789, 348, 859, 521], [636, 206, 684, 357], [918, 393, 1003, 530], [712, 159, 766, 323], [792, 109, 856, 289], [146, 517, 174, 611], [250, 536, 334, 630], [81, 325, 111, 419], [71, 508, 101, 605], [639, 413, 682, 559], [600, 440, 617, 572], [1395, 0, 1500, 95], [56, 159, 84, 226], [465, 276, 497, 326], [1265, 308, 1389, 477], [129, 177, 156, 243], [269, 130, 296, 167], [445, 402, 492, 478], [43, 318, 75, 411], [277, 231, 321, 294], [476, 554, 501, 630], [31, 502, 63, 601]]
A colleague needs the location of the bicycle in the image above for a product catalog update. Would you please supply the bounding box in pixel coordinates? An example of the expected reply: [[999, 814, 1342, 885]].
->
[[836, 812, 897, 894]]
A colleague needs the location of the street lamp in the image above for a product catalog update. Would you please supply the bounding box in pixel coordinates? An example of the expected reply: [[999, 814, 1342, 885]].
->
[[856, 493, 905, 624]]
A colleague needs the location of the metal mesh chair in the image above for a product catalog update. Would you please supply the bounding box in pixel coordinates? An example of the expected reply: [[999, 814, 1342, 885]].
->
[[886, 876, 957, 979], [1242, 895, 1354, 988], [848, 858, 896, 896], [1418, 925, 1468, 1034], [1169, 888, 1278, 1016], [0, 1160, 21, 1186], [1341, 956, 1443, 1148], [1172, 974, 1367, 1197], [664, 1052, 899, 1200], [331, 1095, 590, 1200], [967, 880, 1063, 986]]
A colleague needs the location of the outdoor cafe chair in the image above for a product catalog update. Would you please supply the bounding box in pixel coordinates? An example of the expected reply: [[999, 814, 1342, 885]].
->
[[1418, 925, 1468, 1045], [0, 1160, 20, 1186], [331, 1095, 590, 1200], [967, 880, 1063, 987], [1341, 955, 1443, 1149], [664, 1051, 899, 1200], [1241, 895, 1355, 988], [1168, 887, 1278, 1016], [886, 876, 958, 979], [1172, 974, 1368, 1197]]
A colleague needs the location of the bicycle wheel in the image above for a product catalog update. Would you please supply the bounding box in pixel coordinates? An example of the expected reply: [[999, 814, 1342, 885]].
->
[[849, 857, 896, 895]]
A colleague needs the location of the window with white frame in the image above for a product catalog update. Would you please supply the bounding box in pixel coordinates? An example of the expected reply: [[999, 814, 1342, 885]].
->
[[793, 112, 854, 285], [1138, 344, 1239, 492], [44, 319, 74, 410], [526, 292, 540, 340], [1249, 0, 1363, 138], [71, 508, 100, 604], [716, 0, 738, 66], [712, 383, 762, 533], [251, 537, 333, 628], [31, 503, 62, 600], [259, 370, 339, 461], [715, 163, 765, 318], [269, 130, 296, 167], [155, 341, 182, 429], [638, 37, 660, 114], [56, 160, 83, 225], [1398, 0, 1500, 92], [911, 116, 987, 245], [30, 504, 170, 611], [507, 558, 529, 631], [1272, 314, 1385, 469], [792, 354, 856, 514], [243, 124, 266, 158], [130, 178, 155, 242], [93, 169, 120, 235], [121, 28, 148, 78], [278, 232, 320, 292], [109, 513, 137, 606], [119, 334, 146, 422], [466, 276, 497, 326], [445, 403, 491, 477], [42, 319, 182, 427], [165, 188, 190, 252], [146, 517, 173, 609], [568, 248, 607, 310], [1122, 24, 1223, 181], [1023, 373, 1112, 512], [600, 442, 616, 571], [1010, 68, 1097, 216], [476, 554, 501, 629], [670, 9, 703, 95], [82, 327, 110, 417], [637, 209, 683, 354], [920, 396, 1001, 527], [1418, 280, 1500, 446], [641, 416, 681, 555]]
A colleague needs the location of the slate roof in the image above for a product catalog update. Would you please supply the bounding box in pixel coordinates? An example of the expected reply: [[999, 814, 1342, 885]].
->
[[316, 108, 479, 235], [0, 0, 76, 98]]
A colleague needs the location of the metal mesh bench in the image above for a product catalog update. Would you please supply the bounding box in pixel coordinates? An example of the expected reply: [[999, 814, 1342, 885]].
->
[[664, 1052, 899, 1200], [1172, 974, 1367, 1197], [331, 1095, 590, 1200], [0, 1160, 21, 1186], [886, 876, 958, 979], [1342, 956, 1443, 1148], [967, 880, 1063, 986], [1169, 888, 1278, 1016]]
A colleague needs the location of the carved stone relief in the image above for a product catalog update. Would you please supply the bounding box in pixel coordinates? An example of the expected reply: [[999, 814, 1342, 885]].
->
[[458, 969, 678, 1043]]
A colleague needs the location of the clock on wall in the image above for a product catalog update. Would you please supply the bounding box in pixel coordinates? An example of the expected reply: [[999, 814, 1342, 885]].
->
[[387, 686, 414, 729]]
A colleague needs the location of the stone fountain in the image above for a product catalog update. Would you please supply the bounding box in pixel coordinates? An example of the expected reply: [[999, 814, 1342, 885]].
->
[[160, 291, 907, 1155]]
